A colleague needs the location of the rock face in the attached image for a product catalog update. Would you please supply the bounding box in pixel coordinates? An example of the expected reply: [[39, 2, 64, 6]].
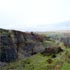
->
[[0, 47, 17, 62], [0, 29, 45, 62]]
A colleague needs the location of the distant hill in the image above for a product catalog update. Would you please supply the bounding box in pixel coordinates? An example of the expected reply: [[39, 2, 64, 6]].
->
[[36, 30, 70, 35]]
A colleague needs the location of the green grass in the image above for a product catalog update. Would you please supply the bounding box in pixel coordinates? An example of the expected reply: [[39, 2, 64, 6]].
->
[[61, 62, 70, 70], [0, 53, 65, 70], [1, 46, 70, 70]]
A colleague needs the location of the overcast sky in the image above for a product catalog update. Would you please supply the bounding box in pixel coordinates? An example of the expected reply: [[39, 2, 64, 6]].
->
[[0, 0, 70, 31]]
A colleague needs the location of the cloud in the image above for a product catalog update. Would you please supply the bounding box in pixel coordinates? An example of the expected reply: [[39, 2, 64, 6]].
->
[[0, 0, 70, 31]]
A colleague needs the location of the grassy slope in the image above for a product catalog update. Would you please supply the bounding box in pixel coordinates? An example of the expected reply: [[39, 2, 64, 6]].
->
[[1, 48, 70, 70], [1, 39, 70, 70], [0, 31, 70, 70]]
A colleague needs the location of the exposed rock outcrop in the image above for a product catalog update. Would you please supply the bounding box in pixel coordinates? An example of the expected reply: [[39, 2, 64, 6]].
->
[[0, 29, 45, 62]]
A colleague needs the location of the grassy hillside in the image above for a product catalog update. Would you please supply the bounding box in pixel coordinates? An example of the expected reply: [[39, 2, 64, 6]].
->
[[1, 47, 70, 70], [0, 29, 70, 70]]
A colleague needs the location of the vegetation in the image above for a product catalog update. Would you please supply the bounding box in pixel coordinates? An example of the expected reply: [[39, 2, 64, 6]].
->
[[1, 49, 70, 70], [0, 29, 70, 70]]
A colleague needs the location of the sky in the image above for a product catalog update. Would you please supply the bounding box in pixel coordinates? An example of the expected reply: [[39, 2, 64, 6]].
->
[[0, 0, 70, 32]]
